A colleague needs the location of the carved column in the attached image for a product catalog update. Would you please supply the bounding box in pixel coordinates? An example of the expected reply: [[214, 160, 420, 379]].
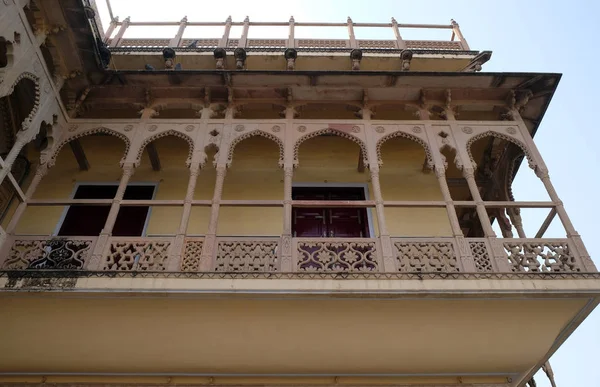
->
[[169, 16, 187, 47], [369, 167, 396, 272], [88, 163, 135, 270], [280, 166, 294, 271], [199, 164, 227, 271], [0, 133, 28, 186], [435, 166, 476, 271], [463, 167, 511, 272], [238, 16, 250, 48], [391, 17, 406, 49], [451, 19, 470, 50], [219, 16, 232, 47], [347, 17, 357, 48], [169, 162, 201, 271]]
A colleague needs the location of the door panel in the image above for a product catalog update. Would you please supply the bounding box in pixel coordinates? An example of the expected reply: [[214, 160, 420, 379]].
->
[[292, 187, 369, 238]]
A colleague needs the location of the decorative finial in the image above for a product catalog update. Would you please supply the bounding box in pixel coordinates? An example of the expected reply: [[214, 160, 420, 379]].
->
[[391, 17, 397, 24], [450, 19, 458, 26], [244, 16, 250, 23], [181, 16, 188, 23], [347, 16, 352, 23], [123, 16, 131, 23], [226, 15, 232, 23], [289, 16, 295, 23]]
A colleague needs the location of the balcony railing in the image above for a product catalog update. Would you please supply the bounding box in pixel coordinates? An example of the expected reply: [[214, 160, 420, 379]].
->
[[1, 234, 592, 276], [103, 17, 472, 52]]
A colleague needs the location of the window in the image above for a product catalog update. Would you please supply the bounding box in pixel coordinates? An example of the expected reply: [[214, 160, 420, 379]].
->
[[292, 187, 369, 238], [57, 184, 155, 237]]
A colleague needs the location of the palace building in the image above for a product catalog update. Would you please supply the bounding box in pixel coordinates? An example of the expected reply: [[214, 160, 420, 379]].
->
[[0, 1, 598, 386]]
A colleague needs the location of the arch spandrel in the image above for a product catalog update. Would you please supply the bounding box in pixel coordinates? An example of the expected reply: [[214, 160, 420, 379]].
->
[[227, 128, 284, 168], [292, 125, 368, 168], [375, 126, 434, 169], [135, 129, 195, 167]]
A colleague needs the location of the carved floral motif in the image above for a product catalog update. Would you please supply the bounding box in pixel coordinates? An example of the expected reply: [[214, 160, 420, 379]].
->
[[375, 126, 385, 133], [297, 241, 378, 272], [462, 127, 473, 134], [123, 124, 134, 132], [235, 125, 245, 132], [272, 125, 281, 133], [4, 239, 93, 270], [506, 127, 517, 135], [185, 125, 195, 132], [412, 126, 422, 134], [297, 125, 307, 133]]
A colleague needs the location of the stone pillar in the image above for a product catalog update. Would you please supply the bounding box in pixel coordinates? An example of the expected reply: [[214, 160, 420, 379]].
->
[[238, 16, 250, 48], [280, 166, 293, 271], [451, 19, 470, 50], [169, 16, 187, 47], [288, 16, 295, 48], [88, 163, 135, 270], [103, 17, 119, 44], [369, 167, 396, 272], [0, 133, 28, 186], [463, 167, 511, 272], [347, 17, 357, 48], [435, 166, 476, 271], [169, 162, 201, 271], [199, 165, 227, 270], [109, 16, 130, 47], [219, 16, 232, 47], [391, 17, 406, 49]]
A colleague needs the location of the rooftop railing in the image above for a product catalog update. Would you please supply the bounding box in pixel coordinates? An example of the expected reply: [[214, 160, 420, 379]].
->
[[103, 16, 472, 51]]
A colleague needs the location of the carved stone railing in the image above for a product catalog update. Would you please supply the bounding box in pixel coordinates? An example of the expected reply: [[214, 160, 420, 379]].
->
[[108, 38, 467, 51], [294, 238, 380, 272], [1, 236, 592, 276], [213, 237, 279, 272], [503, 238, 583, 273], [1, 236, 96, 270], [391, 237, 459, 272], [101, 237, 173, 271]]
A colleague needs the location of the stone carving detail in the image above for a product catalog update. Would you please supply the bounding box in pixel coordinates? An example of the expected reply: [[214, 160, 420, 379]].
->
[[351, 125, 360, 133], [504, 241, 580, 272], [68, 125, 79, 132], [462, 127, 473, 134], [235, 124, 245, 132], [506, 126, 517, 135], [185, 125, 195, 132], [227, 130, 284, 168], [123, 124, 134, 132], [103, 241, 170, 271], [7, 72, 41, 129], [297, 125, 307, 132], [216, 241, 278, 272], [297, 241, 378, 272], [412, 126, 422, 133], [136, 130, 195, 165], [294, 128, 368, 168], [466, 131, 536, 170], [272, 125, 281, 132], [4, 239, 93, 270], [181, 241, 203, 271], [394, 242, 459, 272], [375, 126, 385, 133], [49, 127, 131, 167], [376, 131, 433, 169], [147, 124, 158, 132], [469, 241, 493, 272]]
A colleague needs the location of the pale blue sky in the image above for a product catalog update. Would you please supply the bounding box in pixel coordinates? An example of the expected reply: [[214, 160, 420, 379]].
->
[[95, 1, 600, 385]]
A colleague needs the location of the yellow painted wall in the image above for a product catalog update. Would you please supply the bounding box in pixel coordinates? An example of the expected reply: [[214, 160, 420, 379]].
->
[[15, 133, 451, 237]]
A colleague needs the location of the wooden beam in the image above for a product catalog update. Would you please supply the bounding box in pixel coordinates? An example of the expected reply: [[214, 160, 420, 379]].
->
[[147, 142, 161, 171], [357, 150, 365, 173], [69, 139, 89, 171]]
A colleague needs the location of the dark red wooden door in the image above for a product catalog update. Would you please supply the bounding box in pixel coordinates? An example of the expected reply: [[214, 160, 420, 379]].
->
[[292, 187, 368, 238]]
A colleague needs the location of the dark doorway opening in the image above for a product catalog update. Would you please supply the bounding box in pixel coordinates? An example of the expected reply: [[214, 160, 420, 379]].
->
[[58, 184, 155, 237], [292, 186, 369, 238]]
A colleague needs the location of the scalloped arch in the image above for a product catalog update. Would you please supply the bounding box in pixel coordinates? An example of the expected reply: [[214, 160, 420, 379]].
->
[[47, 127, 131, 166], [136, 130, 195, 164], [376, 130, 434, 169], [294, 128, 368, 168], [227, 130, 284, 168], [466, 130, 536, 171], [6, 72, 41, 129]]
